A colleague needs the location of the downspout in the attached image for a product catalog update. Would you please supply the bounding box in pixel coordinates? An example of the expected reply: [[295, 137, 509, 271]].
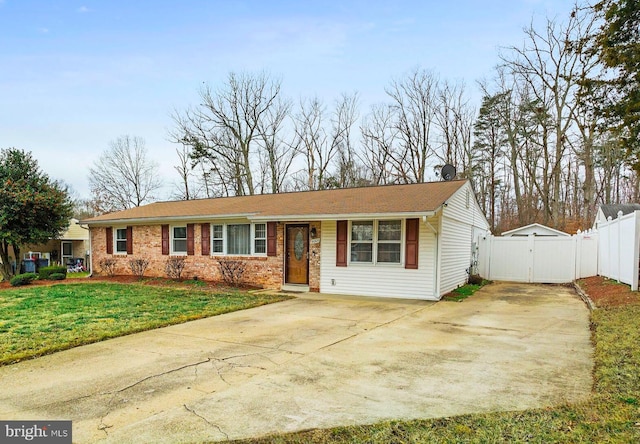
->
[[423, 206, 443, 300], [87, 226, 93, 277]]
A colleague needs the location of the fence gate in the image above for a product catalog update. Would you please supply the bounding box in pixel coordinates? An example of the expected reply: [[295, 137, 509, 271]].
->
[[477, 232, 598, 284]]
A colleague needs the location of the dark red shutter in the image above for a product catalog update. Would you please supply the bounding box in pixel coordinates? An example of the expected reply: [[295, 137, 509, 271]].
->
[[201, 223, 210, 256], [336, 220, 348, 267], [106, 227, 113, 254], [267, 222, 277, 257], [405, 218, 419, 269], [187, 224, 195, 255], [161, 225, 169, 255], [126, 226, 133, 255]]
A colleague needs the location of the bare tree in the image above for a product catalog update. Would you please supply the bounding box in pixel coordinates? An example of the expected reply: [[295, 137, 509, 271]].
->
[[292, 97, 333, 190], [330, 92, 364, 188], [88, 135, 163, 213], [499, 11, 598, 227], [171, 71, 284, 196], [172, 142, 203, 200], [360, 103, 397, 185], [256, 96, 296, 193], [385, 68, 439, 183]]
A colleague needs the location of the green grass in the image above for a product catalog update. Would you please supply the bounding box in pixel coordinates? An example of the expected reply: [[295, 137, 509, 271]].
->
[[443, 280, 490, 302], [65, 271, 90, 279], [231, 304, 640, 443], [0, 282, 290, 365]]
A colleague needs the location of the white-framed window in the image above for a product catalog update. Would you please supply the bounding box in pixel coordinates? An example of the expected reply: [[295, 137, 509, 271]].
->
[[377, 220, 402, 263], [351, 221, 374, 263], [172, 226, 187, 254], [254, 223, 266, 254], [115, 228, 128, 253], [350, 220, 403, 265], [212, 224, 224, 254], [209, 223, 267, 256]]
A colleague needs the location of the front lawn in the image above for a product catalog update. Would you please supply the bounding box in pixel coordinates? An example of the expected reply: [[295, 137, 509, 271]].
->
[[0, 282, 290, 365], [234, 277, 640, 443]]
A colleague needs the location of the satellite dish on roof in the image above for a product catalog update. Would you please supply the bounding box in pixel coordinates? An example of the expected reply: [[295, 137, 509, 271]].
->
[[441, 164, 456, 181]]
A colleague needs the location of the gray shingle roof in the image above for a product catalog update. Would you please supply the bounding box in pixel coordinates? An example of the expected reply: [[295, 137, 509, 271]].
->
[[599, 204, 640, 220]]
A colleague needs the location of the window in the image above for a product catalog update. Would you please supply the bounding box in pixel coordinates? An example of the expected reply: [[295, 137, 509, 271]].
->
[[172, 226, 187, 254], [351, 221, 374, 263], [115, 228, 128, 253], [377, 220, 401, 263], [350, 220, 402, 265], [227, 224, 250, 255], [254, 223, 266, 254], [212, 224, 224, 254], [209, 223, 268, 255]]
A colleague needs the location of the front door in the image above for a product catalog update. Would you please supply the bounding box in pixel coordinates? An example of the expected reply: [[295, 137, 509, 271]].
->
[[285, 225, 309, 284], [61, 241, 73, 265]]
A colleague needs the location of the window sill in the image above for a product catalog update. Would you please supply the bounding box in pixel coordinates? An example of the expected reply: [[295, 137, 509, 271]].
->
[[348, 262, 403, 267]]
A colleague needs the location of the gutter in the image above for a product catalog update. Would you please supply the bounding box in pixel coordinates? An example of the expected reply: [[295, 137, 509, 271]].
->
[[82, 213, 258, 227], [249, 211, 437, 222], [84, 211, 439, 226]]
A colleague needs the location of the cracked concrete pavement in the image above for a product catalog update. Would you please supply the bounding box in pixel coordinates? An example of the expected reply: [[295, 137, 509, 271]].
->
[[0, 282, 593, 443]]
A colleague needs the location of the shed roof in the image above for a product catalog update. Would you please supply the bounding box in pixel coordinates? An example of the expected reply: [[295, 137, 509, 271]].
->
[[599, 203, 640, 220], [83, 180, 468, 225], [501, 223, 570, 237]]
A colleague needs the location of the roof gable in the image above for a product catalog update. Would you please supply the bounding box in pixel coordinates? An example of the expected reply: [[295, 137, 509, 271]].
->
[[84, 180, 469, 224], [501, 223, 570, 237]]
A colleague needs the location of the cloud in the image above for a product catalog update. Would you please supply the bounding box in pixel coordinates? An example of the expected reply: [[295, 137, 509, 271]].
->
[[77, 5, 89, 13], [39, 27, 49, 34]]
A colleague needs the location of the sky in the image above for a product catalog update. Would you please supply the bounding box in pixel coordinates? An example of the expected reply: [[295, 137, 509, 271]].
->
[[0, 0, 578, 200]]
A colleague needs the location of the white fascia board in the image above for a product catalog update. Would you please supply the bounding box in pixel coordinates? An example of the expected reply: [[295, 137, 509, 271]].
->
[[248, 211, 437, 222]]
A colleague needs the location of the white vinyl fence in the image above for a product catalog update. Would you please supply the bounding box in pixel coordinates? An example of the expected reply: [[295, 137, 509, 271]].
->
[[597, 210, 640, 291], [478, 231, 598, 284]]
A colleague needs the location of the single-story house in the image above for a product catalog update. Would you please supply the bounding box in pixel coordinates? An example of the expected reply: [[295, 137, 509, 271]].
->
[[501, 223, 570, 237], [82, 180, 490, 300], [11, 218, 90, 272], [594, 203, 640, 227]]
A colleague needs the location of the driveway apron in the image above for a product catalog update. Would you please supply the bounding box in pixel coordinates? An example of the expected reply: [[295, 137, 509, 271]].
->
[[0, 282, 593, 443]]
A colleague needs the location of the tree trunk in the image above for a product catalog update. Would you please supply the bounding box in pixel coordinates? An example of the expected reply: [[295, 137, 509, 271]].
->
[[0, 241, 13, 280]]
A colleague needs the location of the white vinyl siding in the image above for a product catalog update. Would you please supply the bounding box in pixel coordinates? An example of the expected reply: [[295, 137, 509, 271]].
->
[[320, 220, 437, 300], [439, 215, 472, 295], [438, 182, 491, 296]]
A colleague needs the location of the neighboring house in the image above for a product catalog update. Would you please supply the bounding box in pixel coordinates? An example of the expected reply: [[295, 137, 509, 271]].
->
[[82, 180, 490, 300], [16, 218, 90, 270], [594, 203, 640, 227], [501, 223, 570, 237]]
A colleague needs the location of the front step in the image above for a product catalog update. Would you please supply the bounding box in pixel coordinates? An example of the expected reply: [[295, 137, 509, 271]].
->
[[281, 284, 310, 293]]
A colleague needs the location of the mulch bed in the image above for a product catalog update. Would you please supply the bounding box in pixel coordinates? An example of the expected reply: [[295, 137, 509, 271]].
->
[[578, 275, 640, 308], [0, 275, 256, 293]]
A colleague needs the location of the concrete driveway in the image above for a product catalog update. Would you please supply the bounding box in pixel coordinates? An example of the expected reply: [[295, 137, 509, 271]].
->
[[0, 282, 592, 443]]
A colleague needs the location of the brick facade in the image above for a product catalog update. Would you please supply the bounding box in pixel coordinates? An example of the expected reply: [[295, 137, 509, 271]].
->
[[90, 221, 321, 291]]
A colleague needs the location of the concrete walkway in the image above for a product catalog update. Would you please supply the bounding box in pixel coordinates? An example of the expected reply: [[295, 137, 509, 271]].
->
[[0, 283, 593, 443]]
